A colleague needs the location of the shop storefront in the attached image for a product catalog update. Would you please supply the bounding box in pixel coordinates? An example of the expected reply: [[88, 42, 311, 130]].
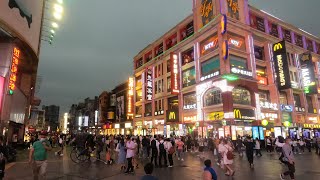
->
[[166, 109, 179, 137], [302, 123, 320, 138], [233, 108, 256, 138], [134, 121, 143, 135]]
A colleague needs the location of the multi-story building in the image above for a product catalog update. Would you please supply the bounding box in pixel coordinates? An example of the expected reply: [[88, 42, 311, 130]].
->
[[42, 105, 60, 131], [99, 91, 110, 123], [132, 0, 320, 139], [0, 1, 44, 142]]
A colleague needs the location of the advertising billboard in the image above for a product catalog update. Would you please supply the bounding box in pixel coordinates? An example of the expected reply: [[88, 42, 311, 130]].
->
[[273, 40, 291, 90], [233, 108, 255, 120], [300, 53, 317, 94], [0, 0, 44, 55], [171, 53, 179, 94]]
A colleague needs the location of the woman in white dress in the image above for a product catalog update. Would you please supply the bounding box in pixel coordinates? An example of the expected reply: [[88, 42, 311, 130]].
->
[[219, 139, 235, 176]]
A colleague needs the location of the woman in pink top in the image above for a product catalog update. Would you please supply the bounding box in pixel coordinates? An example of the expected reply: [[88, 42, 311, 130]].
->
[[176, 138, 185, 161]]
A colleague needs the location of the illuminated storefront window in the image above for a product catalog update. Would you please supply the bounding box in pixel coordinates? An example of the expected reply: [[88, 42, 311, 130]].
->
[[181, 48, 194, 66], [136, 89, 142, 102], [183, 92, 197, 110], [256, 66, 267, 85], [201, 57, 220, 81], [135, 106, 142, 118], [182, 67, 196, 88], [254, 46, 264, 60], [230, 55, 247, 69], [279, 92, 288, 105], [204, 87, 222, 106], [136, 75, 142, 89], [232, 87, 251, 105], [168, 96, 179, 110], [145, 103, 152, 117]]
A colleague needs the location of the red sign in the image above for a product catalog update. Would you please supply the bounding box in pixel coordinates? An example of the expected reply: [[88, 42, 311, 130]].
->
[[8, 47, 20, 94], [257, 76, 267, 85], [200, 35, 218, 56], [127, 77, 134, 115], [171, 53, 179, 94]]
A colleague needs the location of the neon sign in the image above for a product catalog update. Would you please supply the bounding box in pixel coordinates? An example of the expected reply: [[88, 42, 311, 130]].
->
[[184, 116, 197, 122], [200, 0, 214, 26], [231, 67, 252, 77], [221, 14, 227, 35], [228, 38, 242, 48], [257, 76, 267, 85], [171, 53, 179, 94], [200, 71, 219, 81], [201, 37, 218, 55], [8, 47, 20, 95], [222, 40, 229, 60], [146, 68, 153, 101], [259, 101, 278, 110], [300, 53, 317, 94], [127, 77, 134, 115], [273, 41, 291, 90]]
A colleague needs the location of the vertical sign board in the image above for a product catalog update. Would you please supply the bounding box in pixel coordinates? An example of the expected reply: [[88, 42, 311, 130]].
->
[[273, 41, 291, 90], [171, 53, 179, 94], [300, 53, 317, 94], [127, 77, 134, 115], [146, 68, 153, 101], [8, 47, 20, 95], [200, 0, 215, 27]]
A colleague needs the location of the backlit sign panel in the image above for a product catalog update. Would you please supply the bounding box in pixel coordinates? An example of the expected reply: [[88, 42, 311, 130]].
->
[[146, 68, 153, 101], [8, 47, 20, 95], [231, 67, 252, 77], [206, 111, 224, 121], [233, 108, 255, 120], [257, 76, 267, 85], [273, 41, 291, 90], [200, 0, 215, 27], [166, 110, 179, 122], [200, 35, 218, 56], [127, 77, 134, 115], [300, 53, 317, 94], [171, 53, 179, 94]]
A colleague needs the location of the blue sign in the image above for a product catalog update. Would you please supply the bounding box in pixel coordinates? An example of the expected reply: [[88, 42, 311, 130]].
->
[[280, 104, 293, 112], [252, 126, 259, 140], [259, 126, 264, 140]]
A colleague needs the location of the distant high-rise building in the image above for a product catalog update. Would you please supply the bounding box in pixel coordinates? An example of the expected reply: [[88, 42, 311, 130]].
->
[[42, 105, 60, 131]]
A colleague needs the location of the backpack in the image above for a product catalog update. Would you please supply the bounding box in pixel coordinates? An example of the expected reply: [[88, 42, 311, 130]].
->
[[168, 146, 175, 154], [151, 139, 156, 149], [225, 145, 234, 160], [159, 142, 165, 152]]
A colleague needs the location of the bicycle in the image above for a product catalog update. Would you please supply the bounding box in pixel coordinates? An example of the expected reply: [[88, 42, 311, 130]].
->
[[70, 146, 108, 164]]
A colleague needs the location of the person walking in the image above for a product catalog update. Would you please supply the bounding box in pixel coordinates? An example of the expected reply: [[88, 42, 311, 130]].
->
[[165, 138, 174, 167], [280, 137, 295, 180], [176, 138, 184, 161], [29, 131, 52, 180], [55, 134, 64, 156], [202, 159, 218, 180], [125, 137, 136, 174], [150, 136, 159, 167], [219, 139, 234, 176], [142, 136, 148, 159], [255, 138, 262, 157], [244, 136, 255, 168], [158, 137, 167, 168], [116, 139, 126, 171], [266, 137, 272, 153]]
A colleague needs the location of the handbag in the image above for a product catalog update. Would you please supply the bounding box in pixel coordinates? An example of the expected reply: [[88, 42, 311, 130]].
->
[[224, 145, 234, 160]]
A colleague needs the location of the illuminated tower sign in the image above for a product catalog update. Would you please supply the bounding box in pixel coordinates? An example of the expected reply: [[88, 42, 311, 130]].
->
[[273, 41, 291, 90], [300, 53, 317, 94], [171, 53, 179, 94], [8, 47, 20, 95], [146, 68, 153, 101], [127, 77, 134, 115]]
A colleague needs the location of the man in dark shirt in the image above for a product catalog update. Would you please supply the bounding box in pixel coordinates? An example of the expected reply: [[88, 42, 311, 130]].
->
[[140, 163, 158, 180]]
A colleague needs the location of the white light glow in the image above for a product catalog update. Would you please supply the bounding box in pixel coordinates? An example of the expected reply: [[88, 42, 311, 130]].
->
[[54, 4, 63, 13], [57, 0, 63, 4], [78, 116, 82, 126], [53, 12, 62, 20], [50, 29, 55, 34], [52, 22, 59, 28], [95, 110, 98, 125]]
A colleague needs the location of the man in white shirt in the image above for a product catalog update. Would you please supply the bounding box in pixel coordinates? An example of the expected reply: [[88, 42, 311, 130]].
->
[[125, 137, 136, 174], [164, 139, 173, 167]]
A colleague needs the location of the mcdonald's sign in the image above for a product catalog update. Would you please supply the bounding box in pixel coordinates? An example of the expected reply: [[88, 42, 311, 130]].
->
[[166, 110, 179, 122], [233, 108, 255, 120], [273, 40, 291, 90]]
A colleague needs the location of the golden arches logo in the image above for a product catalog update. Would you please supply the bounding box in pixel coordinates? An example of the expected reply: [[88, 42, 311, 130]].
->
[[273, 43, 283, 51], [169, 112, 176, 120], [234, 109, 242, 119]]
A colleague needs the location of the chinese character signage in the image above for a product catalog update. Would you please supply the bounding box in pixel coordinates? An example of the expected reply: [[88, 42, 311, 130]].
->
[[259, 101, 278, 110], [273, 40, 291, 90], [146, 68, 153, 101], [233, 108, 255, 120], [171, 53, 179, 94], [127, 77, 134, 115], [300, 53, 317, 94], [8, 47, 20, 95], [200, 0, 215, 27], [226, 0, 239, 20]]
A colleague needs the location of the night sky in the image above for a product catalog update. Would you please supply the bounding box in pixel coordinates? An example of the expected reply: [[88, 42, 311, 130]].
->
[[37, 0, 320, 114]]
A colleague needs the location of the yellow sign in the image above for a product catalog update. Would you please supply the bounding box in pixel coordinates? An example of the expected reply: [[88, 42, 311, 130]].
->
[[304, 124, 320, 128], [234, 109, 241, 119], [200, 0, 213, 18], [169, 112, 176, 120], [207, 112, 224, 121], [273, 43, 283, 51]]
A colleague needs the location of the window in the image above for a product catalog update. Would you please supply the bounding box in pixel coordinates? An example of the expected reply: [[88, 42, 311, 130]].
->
[[293, 94, 301, 107], [136, 89, 142, 102], [287, 53, 296, 67], [135, 58, 143, 69], [258, 91, 269, 102], [136, 75, 142, 89], [166, 33, 177, 50], [230, 55, 247, 69], [294, 34, 303, 48], [201, 57, 220, 77], [183, 92, 197, 110], [155, 99, 164, 112], [279, 92, 287, 105], [168, 96, 179, 110], [282, 28, 292, 43], [254, 46, 264, 60], [306, 96, 314, 113], [145, 51, 152, 63], [306, 39, 313, 52], [290, 71, 298, 88], [135, 106, 142, 117], [155, 43, 163, 56], [182, 67, 196, 88], [181, 48, 194, 66], [180, 21, 194, 41], [268, 21, 279, 38], [167, 60, 171, 73], [145, 103, 152, 117], [155, 81, 158, 94], [232, 87, 251, 105], [204, 88, 222, 106], [167, 77, 171, 92], [249, 13, 265, 32], [157, 79, 163, 93]]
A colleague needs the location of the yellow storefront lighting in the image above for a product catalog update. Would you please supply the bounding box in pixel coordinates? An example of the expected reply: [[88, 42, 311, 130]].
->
[[283, 121, 291, 127], [261, 120, 269, 126]]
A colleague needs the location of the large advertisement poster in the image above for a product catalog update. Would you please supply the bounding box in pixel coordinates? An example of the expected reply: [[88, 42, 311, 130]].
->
[[273, 40, 291, 90], [0, 0, 44, 55], [116, 96, 124, 120], [300, 53, 317, 94]]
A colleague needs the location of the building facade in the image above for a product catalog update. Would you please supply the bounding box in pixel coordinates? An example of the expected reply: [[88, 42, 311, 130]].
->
[[132, 0, 320, 139], [42, 105, 60, 131], [0, 0, 44, 142]]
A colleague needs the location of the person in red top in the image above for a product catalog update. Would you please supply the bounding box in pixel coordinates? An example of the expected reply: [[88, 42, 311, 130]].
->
[[176, 138, 185, 161]]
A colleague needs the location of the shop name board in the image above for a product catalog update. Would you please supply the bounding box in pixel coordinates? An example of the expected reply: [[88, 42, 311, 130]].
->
[[300, 53, 317, 94], [201, 37, 218, 55], [200, 71, 220, 81], [228, 38, 242, 48], [261, 113, 278, 120], [154, 110, 164, 116], [295, 107, 305, 112], [303, 124, 320, 128], [273, 41, 291, 90], [233, 108, 255, 120], [259, 101, 278, 110], [183, 104, 197, 110], [184, 116, 197, 122], [206, 111, 224, 121], [171, 53, 179, 94], [127, 77, 134, 115], [166, 110, 179, 122], [8, 47, 20, 95], [308, 117, 317, 121], [146, 68, 153, 101], [231, 67, 252, 77], [280, 104, 293, 112], [257, 76, 267, 85]]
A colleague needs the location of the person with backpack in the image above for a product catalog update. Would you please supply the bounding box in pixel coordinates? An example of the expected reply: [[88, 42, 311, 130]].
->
[[219, 139, 234, 176], [202, 159, 218, 180], [150, 136, 159, 167], [165, 138, 174, 167], [158, 137, 167, 168]]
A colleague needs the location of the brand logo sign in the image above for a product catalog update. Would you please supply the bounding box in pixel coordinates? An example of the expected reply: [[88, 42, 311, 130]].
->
[[280, 104, 293, 112], [127, 77, 134, 115], [273, 41, 291, 90], [201, 37, 218, 55], [231, 67, 252, 77], [166, 110, 179, 122], [8, 47, 20, 95], [171, 53, 179, 94], [146, 68, 153, 101], [221, 14, 227, 35], [206, 111, 224, 121], [200, 71, 220, 81], [233, 108, 255, 120], [300, 53, 317, 94], [304, 124, 320, 128]]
